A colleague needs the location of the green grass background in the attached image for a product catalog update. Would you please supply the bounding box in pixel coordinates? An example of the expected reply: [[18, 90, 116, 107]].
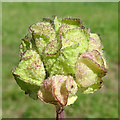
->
[[2, 2, 118, 118]]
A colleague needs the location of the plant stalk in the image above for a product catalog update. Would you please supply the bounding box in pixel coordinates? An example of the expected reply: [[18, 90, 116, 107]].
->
[[56, 105, 64, 120]]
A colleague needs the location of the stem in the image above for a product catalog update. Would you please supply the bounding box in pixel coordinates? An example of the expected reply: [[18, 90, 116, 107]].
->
[[56, 105, 64, 120]]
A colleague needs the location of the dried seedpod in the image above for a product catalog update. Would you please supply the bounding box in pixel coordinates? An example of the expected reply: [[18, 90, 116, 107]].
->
[[12, 16, 107, 119]]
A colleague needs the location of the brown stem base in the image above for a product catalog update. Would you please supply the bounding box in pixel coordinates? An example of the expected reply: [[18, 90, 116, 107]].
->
[[56, 105, 64, 120]]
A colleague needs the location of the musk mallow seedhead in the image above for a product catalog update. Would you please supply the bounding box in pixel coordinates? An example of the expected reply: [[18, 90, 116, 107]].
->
[[12, 16, 107, 108]]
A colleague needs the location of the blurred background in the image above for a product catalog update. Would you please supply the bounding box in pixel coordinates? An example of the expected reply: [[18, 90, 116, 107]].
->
[[2, 2, 118, 118]]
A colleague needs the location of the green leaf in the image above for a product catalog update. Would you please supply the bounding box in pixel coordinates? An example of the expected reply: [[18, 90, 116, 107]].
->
[[61, 44, 81, 66], [19, 33, 38, 55], [29, 22, 55, 39], [61, 28, 89, 54], [50, 55, 75, 77], [43, 39, 60, 55], [76, 50, 107, 89], [54, 17, 83, 37], [62, 18, 82, 27], [59, 18, 82, 34], [29, 22, 56, 54], [76, 59, 98, 87], [13, 74, 39, 99], [53, 16, 62, 32], [32, 33, 49, 55], [42, 53, 59, 75], [12, 50, 46, 99], [83, 77, 103, 94], [79, 50, 107, 77]]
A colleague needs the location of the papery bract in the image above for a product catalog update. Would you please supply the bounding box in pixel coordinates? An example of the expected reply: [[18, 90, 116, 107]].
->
[[12, 16, 107, 107]]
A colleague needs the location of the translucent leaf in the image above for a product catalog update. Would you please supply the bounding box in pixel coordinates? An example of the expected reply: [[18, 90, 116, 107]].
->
[[41, 39, 61, 73], [19, 33, 32, 54], [54, 17, 83, 36], [52, 75, 77, 106], [65, 76, 78, 95], [83, 77, 103, 94], [42, 53, 59, 75], [62, 18, 82, 27], [80, 50, 107, 77], [59, 18, 82, 35], [76, 50, 107, 88], [50, 55, 75, 77], [76, 59, 98, 87], [43, 39, 60, 55], [12, 50, 46, 99], [43, 17, 53, 24], [88, 33, 103, 54], [81, 50, 104, 66], [61, 44, 81, 66], [29, 22, 56, 54], [61, 28, 89, 54], [12, 16, 108, 105], [32, 33, 49, 54], [12, 74, 40, 99], [19, 33, 38, 55], [38, 75, 77, 106], [38, 78, 57, 104], [102, 56, 108, 69], [53, 16, 62, 32], [29, 22, 55, 40], [52, 75, 69, 106], [67, 95, 78, 106]]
